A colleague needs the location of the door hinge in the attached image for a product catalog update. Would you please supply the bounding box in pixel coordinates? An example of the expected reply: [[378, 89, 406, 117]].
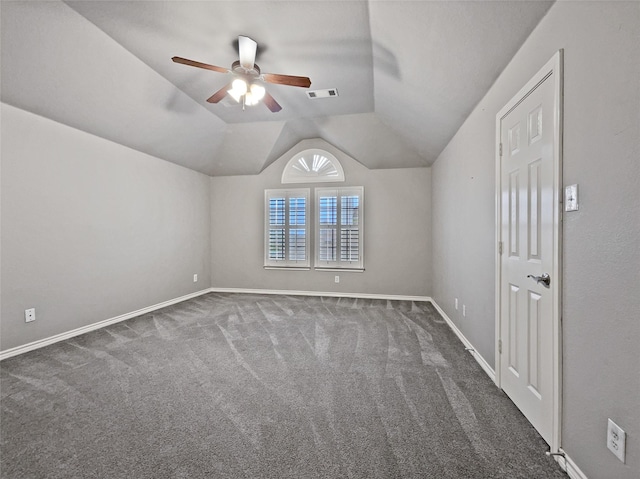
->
[[498, 241, 503, 255], [499, 143, 503, 157], [498, 339, 502, 354]]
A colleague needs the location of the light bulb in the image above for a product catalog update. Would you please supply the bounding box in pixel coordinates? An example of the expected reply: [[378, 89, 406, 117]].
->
[[227, 88, 242, 103], [232, 78, 247, 95], [250, 84, 265, 102], [245, 91, 257, 106]]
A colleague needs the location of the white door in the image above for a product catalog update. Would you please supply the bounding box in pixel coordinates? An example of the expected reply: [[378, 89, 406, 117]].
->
[[497, 54, 562, 447]]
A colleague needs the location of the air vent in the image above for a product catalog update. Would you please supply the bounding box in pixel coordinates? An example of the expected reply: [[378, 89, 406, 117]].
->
[[306, 88, 339, 99]]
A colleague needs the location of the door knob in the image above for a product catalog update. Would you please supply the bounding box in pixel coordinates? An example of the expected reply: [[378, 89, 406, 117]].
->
[[527, 273, 551, 287]]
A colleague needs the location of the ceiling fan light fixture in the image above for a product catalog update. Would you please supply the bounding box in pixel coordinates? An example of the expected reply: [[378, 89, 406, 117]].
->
[[227, 80, 266, 107], [173, 35, 310, 113]]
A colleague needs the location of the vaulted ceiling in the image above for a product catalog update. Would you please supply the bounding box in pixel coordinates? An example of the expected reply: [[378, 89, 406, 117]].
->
[[1, 1, 553, 176]]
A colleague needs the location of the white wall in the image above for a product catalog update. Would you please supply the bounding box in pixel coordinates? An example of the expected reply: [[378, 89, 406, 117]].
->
[[211, 139, 431, 297], [0, 104, 211, 351], [2, 3, 638, 476], [431, 2, 639, 478]]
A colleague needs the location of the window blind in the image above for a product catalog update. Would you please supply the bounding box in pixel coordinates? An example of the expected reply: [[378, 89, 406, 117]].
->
[[265, 189, 310, 268], [315, 187, 364, 270]]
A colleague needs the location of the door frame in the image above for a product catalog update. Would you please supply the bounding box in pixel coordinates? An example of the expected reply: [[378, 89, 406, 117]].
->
[[494, 50, 563, 453]]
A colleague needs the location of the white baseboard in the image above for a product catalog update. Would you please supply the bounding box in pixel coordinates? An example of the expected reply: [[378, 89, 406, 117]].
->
[[210, 287, 431, 303], [0, 288, 212, 361], [429, 299, 590, 478], [0, 288, 429, 360], [0, 289, 483, 364], [428, 299, 496, 382], [1, 287, 587, 479], [557, 450, 589, 479]]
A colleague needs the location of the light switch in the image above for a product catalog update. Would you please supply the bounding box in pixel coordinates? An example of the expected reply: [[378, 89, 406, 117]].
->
[[565, 184, 579, 212]]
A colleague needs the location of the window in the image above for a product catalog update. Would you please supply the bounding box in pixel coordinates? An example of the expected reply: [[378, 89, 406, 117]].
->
[[315, 187, 364, 270], [281, 149, 345, 184], [264, 189, 310, 268]]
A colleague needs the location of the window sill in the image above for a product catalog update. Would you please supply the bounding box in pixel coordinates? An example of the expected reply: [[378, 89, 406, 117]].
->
[[264, 266, 310, 271], [314, 267, 365, 273]]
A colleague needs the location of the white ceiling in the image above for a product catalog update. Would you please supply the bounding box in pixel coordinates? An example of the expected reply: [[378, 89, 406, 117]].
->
[[1, 1, 553, 176]]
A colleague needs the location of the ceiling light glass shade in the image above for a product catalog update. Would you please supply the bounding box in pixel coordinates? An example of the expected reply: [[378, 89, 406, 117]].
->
[[244, 91, 258, 106], [232, 78, 247, 95], [250, 84, 265, 102], [227, 88, 242, 103], [228, 78, 248, 103]]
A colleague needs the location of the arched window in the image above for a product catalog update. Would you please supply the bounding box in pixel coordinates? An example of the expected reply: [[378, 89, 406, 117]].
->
[[281, 149, 345, 184], [266, 147, 362, 271]]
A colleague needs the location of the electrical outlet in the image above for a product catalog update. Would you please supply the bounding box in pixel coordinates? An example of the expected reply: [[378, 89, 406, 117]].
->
[[455, 298, 458, 310], [335, 275, 340, 283], [607, 418, 626, 463], [193, 274, 198, 283], [25, 308, 36, 323], [462, 305, 466, 317]]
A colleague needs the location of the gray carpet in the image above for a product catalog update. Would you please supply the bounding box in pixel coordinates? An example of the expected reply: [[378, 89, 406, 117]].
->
[[1, 293, 566, 478]]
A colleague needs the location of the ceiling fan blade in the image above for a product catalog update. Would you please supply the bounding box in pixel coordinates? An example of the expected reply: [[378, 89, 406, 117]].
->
[[263, 91, 282, 113], [262, 73, 311, 88], [172, 56, 228, 73], [206, 82, 233, 103], [238, 36, 257, 70]]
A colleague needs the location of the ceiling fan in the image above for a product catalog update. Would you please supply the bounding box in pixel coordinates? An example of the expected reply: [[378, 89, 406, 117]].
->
[[172, 36, 311, 112]]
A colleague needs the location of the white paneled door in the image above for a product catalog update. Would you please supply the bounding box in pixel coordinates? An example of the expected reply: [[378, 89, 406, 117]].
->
[[497, 53, 562, 448]]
